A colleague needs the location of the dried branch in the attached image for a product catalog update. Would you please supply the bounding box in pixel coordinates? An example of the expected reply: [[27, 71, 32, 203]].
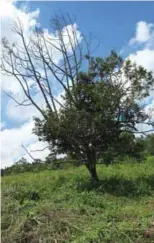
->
[[1, 13, 93, 122], [21, 144, 37, 161], [30, 146, 49, 153], [3, 91, 32, 107]]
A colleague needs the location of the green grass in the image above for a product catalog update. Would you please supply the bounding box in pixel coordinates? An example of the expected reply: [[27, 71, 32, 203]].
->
[[1, 157, 154, 243]]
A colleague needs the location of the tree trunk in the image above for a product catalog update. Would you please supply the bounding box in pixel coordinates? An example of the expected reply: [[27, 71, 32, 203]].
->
[[86, 163, 99, 182], [90, 165, 99, 182]]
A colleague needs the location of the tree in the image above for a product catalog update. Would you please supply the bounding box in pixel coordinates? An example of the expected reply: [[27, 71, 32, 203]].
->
[[16, 157, 28, 165], [115, 132, 145, 161], [144, 134, 154, 156], [1, 14, 154, 181], [1, 14, 89, 119], [33, 53, 154, 181]]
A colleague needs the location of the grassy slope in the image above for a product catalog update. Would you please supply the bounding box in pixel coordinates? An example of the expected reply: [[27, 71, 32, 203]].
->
[[1, 157, 154, 243]]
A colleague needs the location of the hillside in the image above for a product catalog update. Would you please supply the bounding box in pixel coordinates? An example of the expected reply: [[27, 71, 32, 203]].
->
[[1, 157, 154, 243]]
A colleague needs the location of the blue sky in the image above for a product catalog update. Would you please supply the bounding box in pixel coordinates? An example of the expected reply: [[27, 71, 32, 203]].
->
[[1, 1, 154, 168], [17, 1, 154, 57]]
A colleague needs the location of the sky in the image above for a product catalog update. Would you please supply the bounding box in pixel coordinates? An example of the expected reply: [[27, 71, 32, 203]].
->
[[1, 0, 154, 168]]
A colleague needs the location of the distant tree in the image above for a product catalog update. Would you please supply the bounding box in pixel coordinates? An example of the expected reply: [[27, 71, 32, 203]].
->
[[144, 134, 154, 156], [115, 132, 145, 161], [14, 157, 30, 173], [1, 169, 5, 177], [1, 14, 154, 181], [16, 157, 28, 165]]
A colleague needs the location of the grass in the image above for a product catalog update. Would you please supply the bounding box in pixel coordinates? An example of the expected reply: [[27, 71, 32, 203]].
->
[[1, 156, 154, 243]]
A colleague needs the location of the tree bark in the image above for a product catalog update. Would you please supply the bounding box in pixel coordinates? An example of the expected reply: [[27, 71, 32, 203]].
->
[[86, 163, 99, 182], [90, 167, 99, 182]]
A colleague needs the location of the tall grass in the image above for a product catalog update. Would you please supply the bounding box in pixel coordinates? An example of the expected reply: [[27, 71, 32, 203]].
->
[[1, 156, 154, 243]]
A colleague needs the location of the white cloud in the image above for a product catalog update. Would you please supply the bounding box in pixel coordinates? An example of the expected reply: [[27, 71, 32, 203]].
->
[[144, 99, 154, 121], [1, 88, 65, 168], [6, 88, 65, 123], [129, 21, 154, 46], [128, 48, 154, 112], [0, 1, 48, 167], [1, 121, 36, 168], [127, 21, 154, 135], [0, 0, 40, 38], [0, 0, 40, 94], [6, 93, 45, 122], [19, 141, 66, 163], [1, 0, 81, 168], [0, 122, 6, 130], [0, 0, 81, 97], [62, 23, 82, 51], [128, 20, 154, 74], [135, 122, 154, 136], [128, 49, 154, 72]]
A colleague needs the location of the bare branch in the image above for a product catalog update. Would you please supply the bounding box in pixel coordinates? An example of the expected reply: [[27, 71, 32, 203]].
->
[[30, 146, 49, 153], [126, 129, 154, 136], [22, 144, 37, 161], [1, 13, 93, 122], [3, 90, 32, 107]]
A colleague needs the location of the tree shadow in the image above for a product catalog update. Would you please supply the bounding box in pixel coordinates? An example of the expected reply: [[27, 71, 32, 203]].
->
[[76, 175, 154, 198]]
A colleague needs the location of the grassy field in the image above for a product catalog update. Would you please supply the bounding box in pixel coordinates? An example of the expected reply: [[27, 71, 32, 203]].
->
[[1, 157, 154, 243]]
